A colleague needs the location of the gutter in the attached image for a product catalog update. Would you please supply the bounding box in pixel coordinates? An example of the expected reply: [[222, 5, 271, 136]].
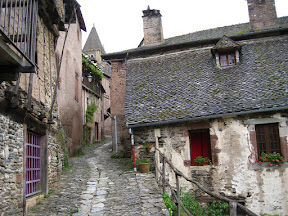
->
[[127, 106, 288, 129]]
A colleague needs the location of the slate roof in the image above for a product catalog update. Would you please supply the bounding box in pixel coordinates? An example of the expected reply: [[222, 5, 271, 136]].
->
[[83, 26, 105, 54], [125, 36, 288, 126]]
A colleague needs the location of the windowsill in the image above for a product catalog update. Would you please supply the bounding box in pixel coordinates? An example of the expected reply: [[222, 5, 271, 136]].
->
[[251, 162, 288, 170]]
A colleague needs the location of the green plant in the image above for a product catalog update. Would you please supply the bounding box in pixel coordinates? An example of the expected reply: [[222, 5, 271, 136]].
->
[[163, 192, 229, 216], [136, 159, 151, 165], [44, 194, 50, 198], [143, 142, 152, 149], [258, 152, 285, 166], [111, 153, 124, 159], [86, 102, 98, 123], [162, 193, 175, 216], [194, 156, 209, 165], [82, 55, 103, 81], [69, 209, 79, 216], [73, 149, 85, 157], [56, 131, 69, 168], [62, 164, 73, 172]]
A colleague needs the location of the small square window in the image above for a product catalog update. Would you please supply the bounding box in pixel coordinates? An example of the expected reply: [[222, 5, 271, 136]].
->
[[219, 53, 236, 67]]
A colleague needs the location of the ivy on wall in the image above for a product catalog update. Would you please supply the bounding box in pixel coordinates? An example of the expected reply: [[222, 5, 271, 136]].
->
[[85, 101, 98, 123], [82, 55, 103, 81]]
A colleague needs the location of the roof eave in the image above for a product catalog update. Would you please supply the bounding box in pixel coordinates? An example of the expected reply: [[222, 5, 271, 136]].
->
[[127, 106, 288, 129]]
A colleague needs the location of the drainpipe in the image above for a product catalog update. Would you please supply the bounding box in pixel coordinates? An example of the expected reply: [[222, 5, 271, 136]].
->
[[114, 116, 118, 153], [129, 128, 137, 171], [84, 90, 87, 123]]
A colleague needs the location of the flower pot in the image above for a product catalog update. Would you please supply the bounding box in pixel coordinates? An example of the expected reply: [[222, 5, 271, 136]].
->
[[138, 163, 150, 173]]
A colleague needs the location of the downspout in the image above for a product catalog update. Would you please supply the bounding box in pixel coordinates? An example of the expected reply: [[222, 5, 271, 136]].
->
[[84, 90, 87, 123], [114, 116, 118, 153], [129, 128, 137, 171]]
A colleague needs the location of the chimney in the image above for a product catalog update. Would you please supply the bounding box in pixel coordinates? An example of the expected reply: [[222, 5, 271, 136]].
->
[[247, 0, 278, 30], [142, 6, 164, 46]]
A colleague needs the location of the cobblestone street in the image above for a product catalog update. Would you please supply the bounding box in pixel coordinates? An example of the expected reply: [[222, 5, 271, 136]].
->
[[27, 138, 168, 216]]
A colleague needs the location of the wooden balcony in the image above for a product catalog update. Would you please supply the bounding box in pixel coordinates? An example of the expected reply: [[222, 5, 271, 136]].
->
[[0, 0, 38, 81]]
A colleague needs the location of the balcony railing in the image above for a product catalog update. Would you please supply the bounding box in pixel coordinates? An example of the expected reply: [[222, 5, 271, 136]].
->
[[0, 0, 38, 66]]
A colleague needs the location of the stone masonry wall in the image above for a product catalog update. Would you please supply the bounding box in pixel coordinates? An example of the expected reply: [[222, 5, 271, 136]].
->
[[132, 113, 288, 215], [0, 114, 24, 215], [48, 130, 64, 186]]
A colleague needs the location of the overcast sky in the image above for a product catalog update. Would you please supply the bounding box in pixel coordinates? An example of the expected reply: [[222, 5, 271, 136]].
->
[[77, 0, 288, 54]]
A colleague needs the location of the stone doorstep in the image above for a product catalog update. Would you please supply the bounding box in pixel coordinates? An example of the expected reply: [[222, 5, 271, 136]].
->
[[25, 194, 44, 213]]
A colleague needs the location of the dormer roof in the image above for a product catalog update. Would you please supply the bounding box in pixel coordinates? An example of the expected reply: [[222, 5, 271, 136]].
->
[[211, 35, 241, 54]]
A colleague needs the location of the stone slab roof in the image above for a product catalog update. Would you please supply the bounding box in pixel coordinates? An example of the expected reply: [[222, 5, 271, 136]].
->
[[83, 26, 105, 54], [125, 36, 288, 125]]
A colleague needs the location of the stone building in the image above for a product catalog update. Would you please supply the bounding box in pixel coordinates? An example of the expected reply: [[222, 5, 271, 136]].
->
[[83, 26, 111, 138], [81, 55, 106, 142], [56, 2, 86, 156], [0, 0, 84, 214], [103, 0, 288, 215]]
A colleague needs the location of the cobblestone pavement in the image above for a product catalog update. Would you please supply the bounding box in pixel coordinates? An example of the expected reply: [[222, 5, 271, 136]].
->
[[27, 139, 168, 216]]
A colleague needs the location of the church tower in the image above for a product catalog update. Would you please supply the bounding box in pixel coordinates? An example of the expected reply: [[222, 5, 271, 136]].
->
[[83, 25, 106, 66]]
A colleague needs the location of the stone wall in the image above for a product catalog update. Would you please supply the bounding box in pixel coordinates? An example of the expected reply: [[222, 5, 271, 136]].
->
[[0, 1, 67, 214], [0, 115, 24, 215], [131, 113, 288, 215], [48, 131, 64, 186]]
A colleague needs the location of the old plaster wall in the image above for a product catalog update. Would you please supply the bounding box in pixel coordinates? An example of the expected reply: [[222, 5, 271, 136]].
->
[[110, 61, 129, 152], [132, 114, 288, 215], [57, 18, 83, 155], [102, 75, 112, 136]]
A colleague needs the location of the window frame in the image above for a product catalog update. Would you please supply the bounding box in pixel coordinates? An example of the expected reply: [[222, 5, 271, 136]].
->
[[219, 53, 236, 67], [255, 123, 281, 156], [189, 129, 212, 165]]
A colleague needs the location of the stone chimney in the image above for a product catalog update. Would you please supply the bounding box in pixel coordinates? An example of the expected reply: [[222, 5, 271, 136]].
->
[[142, 6, 164, 46], [247, 0, 278, 30]]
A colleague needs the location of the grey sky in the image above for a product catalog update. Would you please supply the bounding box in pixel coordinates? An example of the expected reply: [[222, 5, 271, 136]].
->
[[77, 0, 288, 54]]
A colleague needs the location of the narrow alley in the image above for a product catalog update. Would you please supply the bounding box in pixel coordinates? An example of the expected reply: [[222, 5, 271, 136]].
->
[[27, 138, 168, 216]]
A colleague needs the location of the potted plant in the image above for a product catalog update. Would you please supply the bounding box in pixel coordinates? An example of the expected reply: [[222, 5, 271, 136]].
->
[[137, 160, 152, 173], [120, 135, 125, 142], [194, 156, 210, 165], [143, 142, 152, 150], [258, 152, 285, 167]]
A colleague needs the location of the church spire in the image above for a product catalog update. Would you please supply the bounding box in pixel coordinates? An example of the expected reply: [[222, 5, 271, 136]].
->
[[83, 25, 105, 55]]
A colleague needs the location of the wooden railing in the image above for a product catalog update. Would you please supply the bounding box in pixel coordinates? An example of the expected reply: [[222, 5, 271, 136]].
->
[[0, 0, 38, 66], [154, 148, 257, 216]]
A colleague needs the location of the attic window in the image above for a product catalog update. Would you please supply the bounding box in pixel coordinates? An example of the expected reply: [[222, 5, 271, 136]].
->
[[211, 35, 241, 68], [219, 53, 236, 67]]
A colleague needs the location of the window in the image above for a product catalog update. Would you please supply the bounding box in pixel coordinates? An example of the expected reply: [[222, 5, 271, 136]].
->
[[219, 53, 236, 67], [26, 131, 41, 197], [256, 123, 281, 155], [189, 129, 211, 165]]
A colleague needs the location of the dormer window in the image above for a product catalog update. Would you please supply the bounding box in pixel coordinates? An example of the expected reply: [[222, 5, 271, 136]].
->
[[219, 53, 236, 67], [211, 35, 241, 68]]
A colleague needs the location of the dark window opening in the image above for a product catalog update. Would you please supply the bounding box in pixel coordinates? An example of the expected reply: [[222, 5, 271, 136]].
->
[[189, 129, 211, 165], [256, 123, 281, 156], [219, 53, 236, 67]]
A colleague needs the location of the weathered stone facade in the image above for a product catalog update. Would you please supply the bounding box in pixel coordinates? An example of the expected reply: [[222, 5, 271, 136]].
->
[[0, 0, 74, 214], [131, 113, 288, 214], [0, 114, 24, 215]]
